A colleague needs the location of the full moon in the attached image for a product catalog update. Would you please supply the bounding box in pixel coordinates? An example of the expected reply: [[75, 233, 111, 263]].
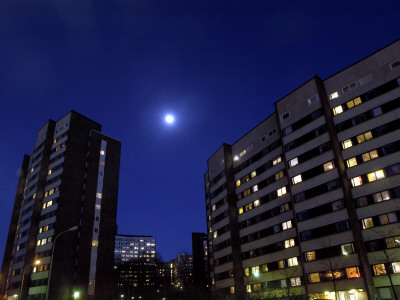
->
[[165, 114, 175, 124]]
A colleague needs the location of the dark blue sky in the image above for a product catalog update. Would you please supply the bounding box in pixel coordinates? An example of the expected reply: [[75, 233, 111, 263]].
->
[[0, 1, 399, 262]]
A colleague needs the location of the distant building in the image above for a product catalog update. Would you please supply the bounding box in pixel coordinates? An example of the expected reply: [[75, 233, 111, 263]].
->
[[192, 232, 209, 292], [205, 41, 400, 299], [114, 234, 157, 297], [0, 111, 121, 300], [171, 253, 193, 290]]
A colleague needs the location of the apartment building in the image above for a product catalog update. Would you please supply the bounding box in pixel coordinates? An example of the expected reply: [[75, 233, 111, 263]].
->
[[204, 40, 400, 300], [0, 111, 121, 300]]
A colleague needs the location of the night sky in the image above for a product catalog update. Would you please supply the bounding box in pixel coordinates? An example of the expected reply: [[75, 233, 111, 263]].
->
[[1, 1, 399, 263]]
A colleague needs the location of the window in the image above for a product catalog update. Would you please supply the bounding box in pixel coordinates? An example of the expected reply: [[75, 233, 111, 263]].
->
[[100, 150, 105, 155], [373, 264, 387, 276], [281, 112, 290, 120], [347, 97, 362, 109], [252, 185, 258, 193], [341, 243, 354, 255], [342, 139, 353, 149], [333, 105, 343, 115], [96, 193, 102, 199], [277, 187, 287, 197], [244, 268, 250, 276], [240, 150, 246, 157], [262, 264, 268, 272], [323, 161, 335, 171], [253, 283, 262, 292], [373, 190, 391, 203], [283, 126, 293, 135], [351, 176, 363, 187], [305, 251, 316, 261], [278, 260, 285, 269], [386, 236, 400, 248], [362, 218, 374, 229], [329, 92, 339, 100], [392, 262, 400, 274], [332, 200, 344, 211], [273, 156, 282, 165], [213, 232, 217, 239], [251, 171, 256, 178], [254, 199, 260, 207], [211, 205, 216, 212], [367, 170, 385, 182], [357, 196, 368, 207], [290, 277, 301, 286], [236, 180, 241, 187], [251, 266, 259, 276], [292, 175, 302, 185], [342, 82, 357, 93], [357, 131, 373, 144], [346, 267, 360, 278], [289, 157, 298, 168], [346, 157, 358, 168], [359, 74, 372, 85], [233, 155, 239, 161], [307, 95, 319, 105], [390, 60, 400, 69], [285, 239, 295, 248], [372, 107, 383, 117], [275, 171, 284, 181], [282, 220, 292, 230], [230, 287, 235, 295], [362, 150, 379, 162], [308, 273, 320, 283], [287, 257, 298, 267]]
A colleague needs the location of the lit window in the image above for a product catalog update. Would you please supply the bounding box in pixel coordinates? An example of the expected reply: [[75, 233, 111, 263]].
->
[[351, 176, 363, 187], [96, 193, 102, 199], [230, 287, 235, 295], [342, 139, 353, 149], [213, 232, 217, 239], [392, 262, 400, 274], [333, 105, 343, 115], [273, 156, 282, 165], [253, 283, 261, 291], [275, 170, 284, 181], [233, 155, 239, 161], [254, 199, 260, 207], [373, 264, 386, 276], [238, 207, 243, 215], [323, 161, 335, 171], [346, 157, 357, 168], [211, 205, 216, 211], [329, 92, 339, 100], [277, 187, 287, 197], [244, 268, 250, 276], [278, 260, 285, 269], [100, 150, 105, 155], [347, 97, 362, 109], [287, 257, 298, 267], [362, 218, 374, 229], [252, 185, 258, 193], [341, 243, 354, 255], [282, 220, 292, 230], [251, 171, 256, 178], [240, 150, 246, 157], [48, 170, 52, 175], [92, 240, 98, 246], [236, 180, 241, 187], [346, 267, 360, 278], [367, 170, 385, 182], [305, 251, 316, 261], [285, 239, 295, 248], [373, 190, 391, 203], [289, 157, 298, 168], [262, 264, 268, 272], [292, 175, 302, 185], [290, 277, 301, 286], [308, 273, 320, 283], [251, 266, 259, 275]]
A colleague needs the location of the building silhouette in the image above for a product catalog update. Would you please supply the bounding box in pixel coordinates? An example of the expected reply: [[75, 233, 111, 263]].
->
[[0, 111, 121, 300], [204, 41, 400, 299]]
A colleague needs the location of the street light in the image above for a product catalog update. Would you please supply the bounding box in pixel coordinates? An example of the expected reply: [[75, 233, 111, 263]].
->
[[45, 225, 78, 300]]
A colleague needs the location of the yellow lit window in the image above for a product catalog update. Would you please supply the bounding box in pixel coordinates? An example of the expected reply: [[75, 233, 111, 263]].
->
[[278, 260, 285, 269], [287, 257, 298, 267], [346, 157, 357, 168], [244, 268, 250, 276], [342, 139, 352, 149], [251, 266, 259, 275], [275, 171, 284, 181], [347, 97, 362, 109], [262, 264, 268, 272], [100, 150, 105, 155], [254, 199, 260, 207], [48, 170, 52, 175], [329, 91, 339, 100], [362, 218, 374, 229], [238, 207, 244, 215], [333, 105, 343, 115], [53, 139, 57, 144], [282, 220, 292, 230], [357, 134, 365, 143], [323, 161, 335, 171], [244, 189, 251, 197], [277, 187, 287, 197], [213, 232, 217, 239], [373, 264, 386, 275], [305, 251, 316, 261], [273, 156, 281, 165], [367, 170, 385, 182], [92, 240, 98, 246], [253, 283, 262, 292], [285, 239, 295, 248], [211, 205, 216, 211], [233, 155, 239, 161], [230, 287, 235, 294], [308, 273, 320, 283], [246, 285, 251, 293], [292, 175, 302, 185], [341, 243, 354, 255], [346, 267, 360, 278], [351, 176, 363, 187], [240, 149, 246, 157], [251, 171, 256, 178]]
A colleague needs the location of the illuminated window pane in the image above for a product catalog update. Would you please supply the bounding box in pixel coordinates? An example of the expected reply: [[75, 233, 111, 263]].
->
[[213, 231, 217, 239], [254, 199, 260, 207], [282, 220, 292, 230], [236, 180, 241, 187], [278, 260, 285, 269], [92, 240, 98, 246], [367, 172, 377, 182], [329, 92, 339, 100], [252, 185, 258, 192], [292, 175, 302, 185], [100, 150, 105, 155], [273, 156, 282, 165], [333, 105, 343, 115], [211, 205, 216, 211], [308, 273, 320, 283], [262, 264, 268, 272], [323, 161, 335, 171], [386, 238, 396, 248], [251, 171, 256, 178], [230, 287, 235, 294], [253, 283, 261, 292], [305, 251, 316, 261], [233, 155, 239, 161], [290, 277, 301, 286], [381, 190, 391, 200], [346, 267, 360, 278], [347, 100, 355, 109], [370, 150, 379, 159], [251, 266, 259, 275], [351, 176, 363, 187], [362, 218, 374, 229], [342, 139, 352, 149], [362, 153, 371, 162], [373, 192, 383, 203], [346, 157, 358, 168], [392, 262, 400, 274], [277, 187, 287, 197], [341, 243, 354, 255], [354, 97, 362, 106], [287, 257, 298, 267], [357, 134, 365, 143], [238, 207, 243, 214], [289, 157, 298, 168], [244, 268, 250, 276], [364, 131, 373, 140], [285, 239, 295, 248], [375, 170, 385, 179]]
